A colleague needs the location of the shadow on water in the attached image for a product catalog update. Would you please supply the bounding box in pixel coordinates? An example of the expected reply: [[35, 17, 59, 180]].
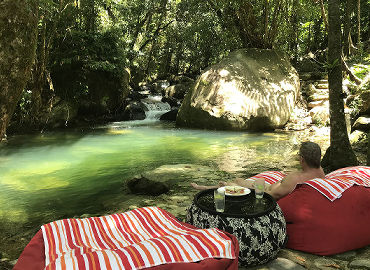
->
[[0, 129, 108, 155]]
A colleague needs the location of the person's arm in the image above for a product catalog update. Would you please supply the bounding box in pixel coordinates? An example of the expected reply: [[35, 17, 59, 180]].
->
[[266, 173, 299, 200], [233, 178, 254, 189], [219, 178, 255, 189], [191, 177, 250, 190], [190, 183, 219, 190]]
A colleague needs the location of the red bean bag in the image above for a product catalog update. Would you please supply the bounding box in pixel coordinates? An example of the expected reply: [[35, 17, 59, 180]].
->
[[14, 230, 45, 270], [278, 184, 370, 255], [14, 208, 239, 270]]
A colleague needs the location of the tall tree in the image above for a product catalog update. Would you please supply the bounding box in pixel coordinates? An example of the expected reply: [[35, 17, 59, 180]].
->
[[317, 0, 361, 85], [0, 0, 39, 141], [343, 0, 354, 56], [289, 0, 300, 60], [356, 0, 361, 45], [322, 0, 358, 171]]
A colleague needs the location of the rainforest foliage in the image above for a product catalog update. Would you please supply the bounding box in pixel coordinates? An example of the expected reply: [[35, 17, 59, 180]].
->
[[0, 0, 369, 138]]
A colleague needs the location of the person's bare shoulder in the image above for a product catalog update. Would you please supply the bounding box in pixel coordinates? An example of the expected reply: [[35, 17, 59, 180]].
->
[[281, 171, 303, 184], [298, 169, 325, 183]]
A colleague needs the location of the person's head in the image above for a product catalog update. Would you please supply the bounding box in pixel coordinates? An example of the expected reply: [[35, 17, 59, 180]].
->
[[299, 141, 321, 168]]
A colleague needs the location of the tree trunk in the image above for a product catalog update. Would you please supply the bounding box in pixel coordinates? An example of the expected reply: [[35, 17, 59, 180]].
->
[[158, 44, 172, 79], [263, 0, 269, 43], [318, 0, 362, 85], [356, 0, 361, 45], [173, 42, 184, 75], [322, 0, 358, 171], [319, 0, 329, 31], [30, 20, 47, 120], [84, 0, 96, 33], [343, 0, 354, 56], [290, 0, 299, 60], [342, 57, 362, 85], [313, 18, 323, 51], [0, 0, 39, 141]]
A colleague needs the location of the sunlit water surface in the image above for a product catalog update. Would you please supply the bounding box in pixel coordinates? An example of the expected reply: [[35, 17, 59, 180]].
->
[[0, 120, 306, 254]]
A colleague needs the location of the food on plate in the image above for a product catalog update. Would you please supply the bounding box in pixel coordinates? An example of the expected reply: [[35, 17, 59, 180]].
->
[[225, 186, 246, 195]]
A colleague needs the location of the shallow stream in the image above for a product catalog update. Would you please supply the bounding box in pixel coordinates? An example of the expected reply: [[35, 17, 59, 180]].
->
[[0, 119, 327, 258]]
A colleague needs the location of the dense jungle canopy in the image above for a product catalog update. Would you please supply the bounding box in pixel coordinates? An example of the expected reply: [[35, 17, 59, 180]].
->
[[0, 0, 369, 169]]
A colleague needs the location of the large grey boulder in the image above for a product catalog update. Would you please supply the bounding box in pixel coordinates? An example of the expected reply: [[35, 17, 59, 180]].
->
[[176, 49, 300, 131]]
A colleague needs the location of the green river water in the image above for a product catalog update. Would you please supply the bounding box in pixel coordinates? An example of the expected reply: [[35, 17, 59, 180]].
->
[[0, 119, 316, 258]]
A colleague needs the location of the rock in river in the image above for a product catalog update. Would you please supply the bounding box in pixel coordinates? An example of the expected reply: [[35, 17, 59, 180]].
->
[[176, 48, 300, 131], [127, 176, 169, 196]]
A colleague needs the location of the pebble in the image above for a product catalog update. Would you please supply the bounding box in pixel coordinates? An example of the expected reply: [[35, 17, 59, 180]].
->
[[349, 259, 370, 269], [314, 258, 343, 270]]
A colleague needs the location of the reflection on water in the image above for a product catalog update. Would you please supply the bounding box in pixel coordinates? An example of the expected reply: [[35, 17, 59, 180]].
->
[[0, 120, 312, 256]]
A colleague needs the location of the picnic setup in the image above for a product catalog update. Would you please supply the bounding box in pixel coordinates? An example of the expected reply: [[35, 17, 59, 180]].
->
[[2, 0, 370, 269], [186, 188, 286, 267], [13, 166, 370, 270]]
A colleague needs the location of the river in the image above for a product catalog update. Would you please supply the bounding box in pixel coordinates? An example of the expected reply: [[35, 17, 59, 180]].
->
[[0, 116, 328, 259]]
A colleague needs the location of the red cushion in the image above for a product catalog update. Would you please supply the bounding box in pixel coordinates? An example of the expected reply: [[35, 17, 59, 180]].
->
[[14, 215, 239, 270], [278, 185, 370, 255], [13, 230, 45, 270]]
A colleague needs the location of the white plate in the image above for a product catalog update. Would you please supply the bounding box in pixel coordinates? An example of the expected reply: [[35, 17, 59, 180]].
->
[[221, 186, 251, 196]]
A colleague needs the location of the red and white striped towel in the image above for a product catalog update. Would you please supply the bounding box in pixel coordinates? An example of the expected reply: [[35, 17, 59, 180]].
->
[[41, 206, 236, 270], [325, 166, 370, 186], [245, 167, 370, 201], [306, 166, 370, 201]]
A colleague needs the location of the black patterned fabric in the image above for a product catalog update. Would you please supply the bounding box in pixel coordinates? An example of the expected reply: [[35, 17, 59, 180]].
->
[[186, 191, 287, 267]]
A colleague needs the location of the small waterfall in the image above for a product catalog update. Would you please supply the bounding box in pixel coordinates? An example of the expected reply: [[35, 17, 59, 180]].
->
[[141, 95, 171, 120]]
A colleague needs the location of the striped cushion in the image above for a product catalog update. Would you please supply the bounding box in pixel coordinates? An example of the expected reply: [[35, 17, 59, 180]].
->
[[41, 207, 236, 270], [246, 171, 286, 185], [246, 167, 370, 201], [325, 166, 370, 186], [305, 166, 370, 201], [303, 178, 353, 201]]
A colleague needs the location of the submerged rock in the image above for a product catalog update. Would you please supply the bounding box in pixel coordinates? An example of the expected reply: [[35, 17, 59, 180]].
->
[[127, 176, 169, 196], [177, 48, 300, 131]]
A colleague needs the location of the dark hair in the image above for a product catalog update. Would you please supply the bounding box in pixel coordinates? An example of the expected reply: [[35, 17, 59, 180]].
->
[[299, 141, 321, 168]]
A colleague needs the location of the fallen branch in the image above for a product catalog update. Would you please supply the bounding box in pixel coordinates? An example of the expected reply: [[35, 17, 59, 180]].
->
[[341, 56, 362, 85]]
